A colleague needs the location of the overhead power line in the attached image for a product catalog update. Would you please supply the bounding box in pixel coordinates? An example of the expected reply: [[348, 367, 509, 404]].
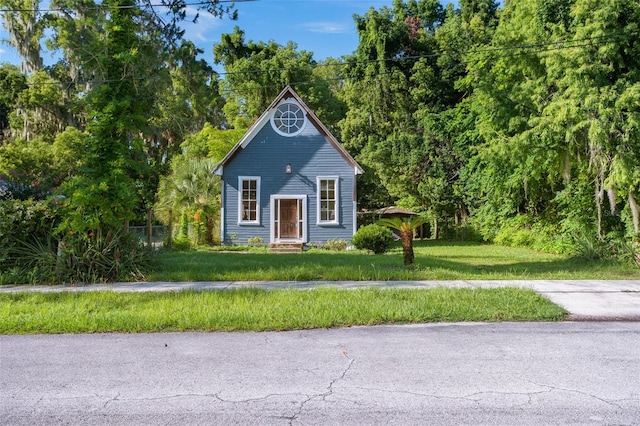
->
[[11, 31, 635, 88]]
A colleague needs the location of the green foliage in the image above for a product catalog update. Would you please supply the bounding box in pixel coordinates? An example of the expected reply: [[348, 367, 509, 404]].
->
[[214, 26, 345, 128], [155, 156, 220, 246], [247, 236, 264, 247], [571, 233, 612, 262], [0, 198, 61, 267], [0, 138, 62, 199], [340, 0, 494, 220], [3, 0, 639, 261], [155, 123, 241, 248], [323, 238, 348, 252], [377, 216, 429, 265], [0, 63, 27, 139], [180, 123, 243, 162], [0, 198, 152, 284], [171, 235, 193, 251], [465, 0, 640, 246], [613, 238, 640, 268], [492, 215, 574, 254], [4, 230, 150, 285], [351, 224, 394, 254]]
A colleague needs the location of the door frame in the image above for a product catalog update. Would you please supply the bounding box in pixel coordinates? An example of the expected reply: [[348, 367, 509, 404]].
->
[[270, 195, 307, 244]]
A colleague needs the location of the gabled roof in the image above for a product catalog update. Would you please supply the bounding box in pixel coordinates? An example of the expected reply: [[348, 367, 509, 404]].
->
[[214, 85, 363, 175]]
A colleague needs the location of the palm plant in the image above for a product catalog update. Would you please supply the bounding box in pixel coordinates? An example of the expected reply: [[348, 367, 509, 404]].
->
[[155, 157, 220, 246], [377, 216, 428, 266]]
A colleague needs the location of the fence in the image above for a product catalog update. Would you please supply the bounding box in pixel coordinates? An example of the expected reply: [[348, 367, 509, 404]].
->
[[129, 225, 168, 249]]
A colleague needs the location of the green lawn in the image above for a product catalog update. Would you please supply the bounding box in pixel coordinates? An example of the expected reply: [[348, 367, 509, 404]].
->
[[3, 241, 635, 334], [0, 287, 566, 334], [148, 240, 640, 282]]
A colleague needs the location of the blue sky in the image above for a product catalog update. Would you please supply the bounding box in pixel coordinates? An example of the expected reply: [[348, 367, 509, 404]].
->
[[0, 0, 409, 69]]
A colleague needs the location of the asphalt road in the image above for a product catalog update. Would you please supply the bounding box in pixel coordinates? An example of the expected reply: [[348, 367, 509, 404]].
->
[[2, 322, 640, 425]]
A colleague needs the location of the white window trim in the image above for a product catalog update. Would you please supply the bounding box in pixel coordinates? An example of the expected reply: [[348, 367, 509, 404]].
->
[[270, 99, 307, 137], [316, 176, 340, 226], [238, 176, 261, 225], [270, 195, 307, 244]]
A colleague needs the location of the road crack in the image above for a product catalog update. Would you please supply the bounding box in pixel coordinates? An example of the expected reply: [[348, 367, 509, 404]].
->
[[286, 353, 355, 425]]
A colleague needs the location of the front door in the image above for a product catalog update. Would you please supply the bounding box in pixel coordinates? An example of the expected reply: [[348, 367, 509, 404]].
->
[[272, 196, 306, 243], [280, 199, 298, 238]]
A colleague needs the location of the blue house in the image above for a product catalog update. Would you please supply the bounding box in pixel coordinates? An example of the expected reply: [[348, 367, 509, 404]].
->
[[214, 86, 364, 248]]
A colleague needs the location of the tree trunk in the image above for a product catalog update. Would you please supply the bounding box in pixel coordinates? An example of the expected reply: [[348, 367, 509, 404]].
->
[[607, 188, 616, 215], [595, 181, 604, 240], [630, 192, 639, 235], [400, 230, 414, 266], [432, 218, 438, 240], [205, 215, 215, 245], [454, 211, 459, 240], [146, 208, 153, 248], [167, 210, 173, 249]]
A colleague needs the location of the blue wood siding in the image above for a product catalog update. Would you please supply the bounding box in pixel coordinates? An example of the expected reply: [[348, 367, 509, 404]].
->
[[222, 120, 356, 245]]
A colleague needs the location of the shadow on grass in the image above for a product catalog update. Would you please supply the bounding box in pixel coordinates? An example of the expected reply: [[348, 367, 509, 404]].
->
[[149, 240, 639, 281]]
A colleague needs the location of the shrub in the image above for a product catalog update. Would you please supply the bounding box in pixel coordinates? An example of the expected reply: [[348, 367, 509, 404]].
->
[[610, 238, 640, 267], [0, 198, 61, 269], [0, 198, 152, 284], [5, 230, 151, 284], [324, 238, 348, 251], [351, 224, 394, 254], [171, 235, 192, 251], [247, 236, 264, 247], [571, 233, 611, 261]]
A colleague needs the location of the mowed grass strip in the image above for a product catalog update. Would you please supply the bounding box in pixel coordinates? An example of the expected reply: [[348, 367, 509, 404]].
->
[[0, 287, 566, 334]]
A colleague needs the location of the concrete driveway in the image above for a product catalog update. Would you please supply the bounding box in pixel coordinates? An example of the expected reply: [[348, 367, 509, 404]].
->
[[1, 279, 639, 320]]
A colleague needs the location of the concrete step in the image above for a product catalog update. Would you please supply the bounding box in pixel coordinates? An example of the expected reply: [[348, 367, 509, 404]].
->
[[269, 243, 303, 253]]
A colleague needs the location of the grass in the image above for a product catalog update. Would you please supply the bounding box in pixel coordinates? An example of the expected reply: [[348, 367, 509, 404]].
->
[[0, 287, 567, 334], [147, 240, 640, 282], [2, 240, 632, 334]]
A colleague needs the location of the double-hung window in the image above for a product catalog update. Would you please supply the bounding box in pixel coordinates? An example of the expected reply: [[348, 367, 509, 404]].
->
[[317, 177, 339, 225], [238, 177, 260, 224]]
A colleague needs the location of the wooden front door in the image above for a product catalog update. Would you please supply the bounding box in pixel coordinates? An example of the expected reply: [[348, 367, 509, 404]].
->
[[280, 199, 298, 238]]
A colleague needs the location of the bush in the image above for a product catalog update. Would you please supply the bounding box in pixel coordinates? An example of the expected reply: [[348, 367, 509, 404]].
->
[[0, 198, 61, 269], [351, 224, 394, 254], [324, 238, 348, 251], [571, 233, 611, 261], [170, 235, 192, 251], [247, 236, 264, 247], [4, 230, 151, 284], [0, 198, 152, 284], [609, 237, 640, 267]]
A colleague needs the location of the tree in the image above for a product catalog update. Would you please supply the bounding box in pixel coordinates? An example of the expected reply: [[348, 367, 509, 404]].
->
[[465, 0, 640, 245], [155, 124, 240, 246], [214, 26, 344, 129], [0, 0, 44, 72], [0, 64, 27, 143], [339, 0, 496, 231], [377, 216, 428, 265]]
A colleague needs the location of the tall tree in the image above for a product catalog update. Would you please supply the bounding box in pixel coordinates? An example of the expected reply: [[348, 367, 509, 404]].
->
[[466, 0, 640, 242], [214, 26, 344, 129], [0, 64, 27, 143], [339, 0, 496, 238], [0, 0, 44, 72]]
